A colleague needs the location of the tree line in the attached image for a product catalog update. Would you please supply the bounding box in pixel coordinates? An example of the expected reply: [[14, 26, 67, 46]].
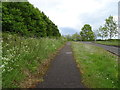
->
[[66, 24, 95, 41], [2, 2, 61, 37], [66, 16, 118, 41]]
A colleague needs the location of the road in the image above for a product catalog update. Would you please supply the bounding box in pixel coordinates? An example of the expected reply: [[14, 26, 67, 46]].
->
[[36, 42, 84, 88], [81, 41, 119, 57]]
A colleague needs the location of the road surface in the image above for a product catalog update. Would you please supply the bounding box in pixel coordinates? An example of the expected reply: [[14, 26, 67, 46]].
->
[[81, 41, 119, 57]]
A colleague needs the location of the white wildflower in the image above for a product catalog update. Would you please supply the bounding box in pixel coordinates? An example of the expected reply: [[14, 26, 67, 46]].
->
[[0, 65, 5, 68], [2, 69, 5, 73]]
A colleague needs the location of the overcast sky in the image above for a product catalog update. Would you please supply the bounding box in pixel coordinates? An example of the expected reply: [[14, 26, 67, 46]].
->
[[28, 0, 119, 35]]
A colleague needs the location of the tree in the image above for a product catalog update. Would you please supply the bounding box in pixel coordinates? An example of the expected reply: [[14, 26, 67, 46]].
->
[[80, 24, 95, 41], [105, 16, 117, 39], [72, 33, 81, 41], [65, 34, 72, 41], [97, 26, 108, 40]]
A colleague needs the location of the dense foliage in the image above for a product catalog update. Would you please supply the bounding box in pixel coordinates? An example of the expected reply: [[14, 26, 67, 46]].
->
[[2, 2, 61, 37]]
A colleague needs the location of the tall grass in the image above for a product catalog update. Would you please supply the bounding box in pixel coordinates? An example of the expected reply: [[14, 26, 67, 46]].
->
[[1, 33, 66, 88], [71, 42, 118, 88]]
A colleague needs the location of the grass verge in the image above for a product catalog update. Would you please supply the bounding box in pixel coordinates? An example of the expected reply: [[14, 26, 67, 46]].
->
[[71, 42, 118, 88], [1, 33, 66, 88], [95, 41, 119, 46]]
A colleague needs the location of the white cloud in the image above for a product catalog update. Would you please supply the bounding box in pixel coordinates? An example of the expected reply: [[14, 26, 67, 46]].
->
[[28, 0, 119, 35]]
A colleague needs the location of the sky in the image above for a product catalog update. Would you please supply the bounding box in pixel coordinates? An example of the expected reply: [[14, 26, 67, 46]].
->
[[28, 0, 119, 36]]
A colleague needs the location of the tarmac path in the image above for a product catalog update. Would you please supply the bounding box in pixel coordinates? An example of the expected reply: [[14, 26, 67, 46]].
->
[[36, 42, 84, 88]]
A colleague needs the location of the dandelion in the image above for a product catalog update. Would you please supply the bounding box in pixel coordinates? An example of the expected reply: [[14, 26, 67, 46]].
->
[[7, 69, 12, 72], [6, 50, 9, 52], [2, 57, 9, 61], [1, 40, 3, 43], [52, 44, 55, 47], [3, 62, 8, 65], [0, 65, 5, 68], [5, 43, 9, 47], [16, 65, 19, 67], [2, 69, 5, 73]]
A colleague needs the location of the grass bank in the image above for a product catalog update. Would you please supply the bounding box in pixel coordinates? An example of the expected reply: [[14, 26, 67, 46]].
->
[[95, 40, 119, 46], [1, 33, 66, 88], [71, 42, 118, 88]]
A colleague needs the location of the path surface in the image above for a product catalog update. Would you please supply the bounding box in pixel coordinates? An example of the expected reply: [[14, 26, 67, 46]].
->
[[81, 41, 119, 56], [36, 42, 84, 88]]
